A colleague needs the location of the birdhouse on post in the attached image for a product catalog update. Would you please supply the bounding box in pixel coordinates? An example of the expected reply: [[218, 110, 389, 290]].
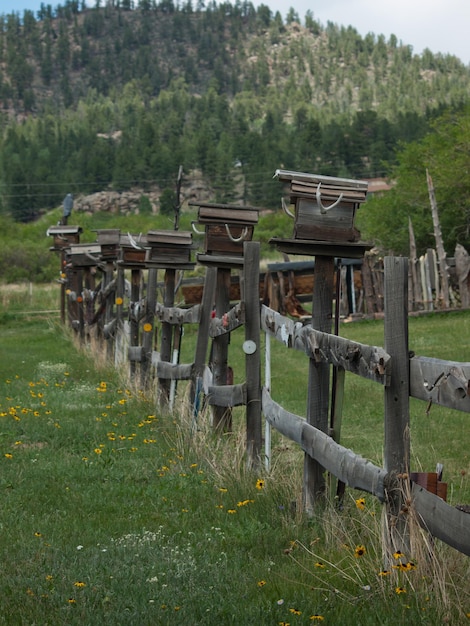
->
[[118, 233, 148, 267], [274, 169, 368, 256], [190, 202, 259, 267], [145, 230, 195, 269], [66, 242, 102, 267], [46, 225, 83, 251], [96, 229, 121, 261]]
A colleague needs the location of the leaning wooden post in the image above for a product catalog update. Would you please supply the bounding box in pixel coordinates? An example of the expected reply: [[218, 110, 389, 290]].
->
[[129, 269, 141, 378], [244, 241, 262, 468], [384, 256, 410, 555], [158, 268, 176, 405], [212, 267, 233, 432], [191, 266, 217, 415], [426, 169, 450, 309], [104, 262, 115, 360], [141, 267, 158, 389], [114, 264, 126, 367], [304, 255, 335, 512]]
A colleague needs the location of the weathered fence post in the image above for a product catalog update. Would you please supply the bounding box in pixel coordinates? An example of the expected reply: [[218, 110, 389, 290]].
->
[[384, 256, 410, 554], [141, 267, 158, 388], [104, 262, 115, 359], [304, 255, 335, 511], [129, 268, 142, 378], [212, 267, 233, 432], [191, 266, 217, 415], [158, 269, 176, 404], [244, 241, 262, 468], [114, 264, 126, 367]]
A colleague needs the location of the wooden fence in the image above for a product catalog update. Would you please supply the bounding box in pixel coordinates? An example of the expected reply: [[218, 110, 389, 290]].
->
[[49, 228, 470, 558]]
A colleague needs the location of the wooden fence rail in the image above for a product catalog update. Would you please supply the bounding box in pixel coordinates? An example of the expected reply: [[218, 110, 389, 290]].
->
[[260, 257, 470, 557], [50, 229, 470, 557]]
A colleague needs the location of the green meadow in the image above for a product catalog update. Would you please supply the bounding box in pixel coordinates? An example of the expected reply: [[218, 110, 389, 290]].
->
[[0, 284, 469, 624]]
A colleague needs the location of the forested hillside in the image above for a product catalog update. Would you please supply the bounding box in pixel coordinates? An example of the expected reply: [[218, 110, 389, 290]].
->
[[0, 0, 469, 256]]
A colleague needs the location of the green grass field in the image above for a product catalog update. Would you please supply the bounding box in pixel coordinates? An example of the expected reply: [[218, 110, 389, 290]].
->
[[0, 286, 469, 624]]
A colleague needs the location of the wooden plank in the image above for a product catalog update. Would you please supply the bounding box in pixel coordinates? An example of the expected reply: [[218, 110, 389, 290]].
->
[[409, 356, 470, 412], [300, 326, 391, 386], [304, 255, 335, 510], [412, 483, 470, 556], [128, 345, 143, 362], [154, 302, 201, 325], [155, 357, 194, 381], [158, 268, 176, 404], [210, 301, 245, 337], [455, 243, 470, 308], [140, 267, 157, 387], [191, 266, 217, 412], [198, 206, 259, 224], [262, 388, 386, 500], [96, 229, 121, 245], [196, 253, 245, 268], [384, 256, 410, 553], [270, 238, 372, 259], [261, 306, 391, 385], [427, 170, 450, 308], [274, 169, 369, 190], [207, 383, 247, 407], [146, 229, 192, 245], [129, 269, 141, 377], [244, 241, 262, 468], [190, 201, 259, 215], [212, 267, 233, 432]]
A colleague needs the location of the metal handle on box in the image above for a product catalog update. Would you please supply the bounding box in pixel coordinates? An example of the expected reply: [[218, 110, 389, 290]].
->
[[281, 197, 295, 219], [191, 221, 205, 235], [225, 223, 249, 243], [316, 182, 344, 214]]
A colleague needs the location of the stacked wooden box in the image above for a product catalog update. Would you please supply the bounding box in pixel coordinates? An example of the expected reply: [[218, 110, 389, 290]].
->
[[119, 234, 148, 266], [46, 225, 82, 251], [96, 229, 121, 261], [275, 170, 368, 243], [193, 203, 259, 257], [67, 243, 101, 267], [145, 229, 194, 267]]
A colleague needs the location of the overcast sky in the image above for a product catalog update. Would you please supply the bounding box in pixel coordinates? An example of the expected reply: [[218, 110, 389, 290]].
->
[[2, 0, 469, 64]]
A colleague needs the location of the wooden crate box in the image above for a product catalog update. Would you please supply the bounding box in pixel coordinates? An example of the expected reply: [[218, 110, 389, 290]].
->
[[192, 203, 259, 256], [67, 243, 101, 267], [275, 170, 368, 243], [46, 225, 82, 250], [145, 230, 194, 264], [96, 229, 121, 260], [119, 234, 148, 265]]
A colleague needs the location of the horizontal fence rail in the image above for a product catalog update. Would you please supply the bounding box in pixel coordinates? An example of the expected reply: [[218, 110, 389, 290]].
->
[[261, 305, 391, 385], [262, 387, 386, 501], [409, 356, 470, 412]]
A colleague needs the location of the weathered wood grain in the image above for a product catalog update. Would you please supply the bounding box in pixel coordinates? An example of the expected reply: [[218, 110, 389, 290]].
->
[[409, 356, 470, 412], [154, 354, 194, 381], [412, 483, 470, 556], [261, 305, 390, 385], [207, 383, 247, 407], [154, 302, 201, 325], [262, 387, 386, 500], [210, 301, 245, 337], [244, 241, 262, 468]]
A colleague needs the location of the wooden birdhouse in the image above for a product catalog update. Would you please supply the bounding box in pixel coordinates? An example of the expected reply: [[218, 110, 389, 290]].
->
[[67, 243, 101, 267], [191, 203, 259, 258], [119, 233, 148, 266], [46, 225, 83, 251], [275, 170, 368, 243], [96, 229, 121, 261], [145, 230, 195, 268]]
